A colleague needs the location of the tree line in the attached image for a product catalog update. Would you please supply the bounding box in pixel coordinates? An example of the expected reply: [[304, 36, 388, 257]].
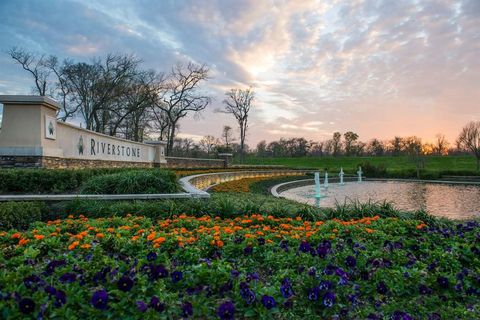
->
[[7, 48, 254, 157], [7, 48, 479, 169]]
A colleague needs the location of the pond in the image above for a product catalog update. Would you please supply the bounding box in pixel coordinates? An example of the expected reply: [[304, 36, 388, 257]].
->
[[279, 180, 480, 219]]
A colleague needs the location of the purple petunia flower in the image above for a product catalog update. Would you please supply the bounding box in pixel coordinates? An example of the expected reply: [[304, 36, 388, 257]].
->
[[149, 296, 165, 312], [171, 271, 183, 283], [257, 238, 265, 246], [419, 284, 432, 295], [280, 279, 294, 299], [391, 311, 413, 320], [240, 282, 256, 305], [246, 272, 259, 282], [117, 275, 134, 292], [136, 300, 148, 312], [243, 246, 253, 255], [345, 256, 357, 268], [308, 287, 320, 301], [280, 240, 289, 251], [146, 252, 157, 261], [18, 298, 35, 314], [308, 267, 316, 277], [319, 280, 333, 291], [299, 241, 311, 253], [59, 272, 76, 284], [54, 290, 66, 308], [23, 275, 44, 290], [317, 240, 332, 258], [149, 264, 169, 280], [324, 264, 336, 275], [182, 301, 193, 318], [322, 291, 336, 307], [437, 276, 449, 289], [376, 281, 388, 295], [91, 290, 108, 310], [261, 295, 276, 309], [44, 286, 56, 296], [217, 301, 235, 320]]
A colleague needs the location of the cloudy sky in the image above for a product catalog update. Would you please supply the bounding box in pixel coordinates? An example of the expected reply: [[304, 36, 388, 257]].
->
[[0, 0, 479, 146]]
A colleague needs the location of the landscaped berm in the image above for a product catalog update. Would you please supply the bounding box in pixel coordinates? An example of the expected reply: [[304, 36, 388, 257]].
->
[[0, 167, 479, 319]]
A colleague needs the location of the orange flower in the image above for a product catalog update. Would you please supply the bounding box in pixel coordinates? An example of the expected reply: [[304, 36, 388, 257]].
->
[[365, 228, 375, 234], [416, 223, 427, 230], [34, 234, 45, 240], [107, 228, 115, 233], [131, 235, 139, 241], [80, 244, 92, 249], [147, 232, 156, 241], [153, 237, 166, 245], [11, 233, 21, 239], [68, 241, 79, 250], [18, 238, 29, 246], [96, 233, 104, 239]]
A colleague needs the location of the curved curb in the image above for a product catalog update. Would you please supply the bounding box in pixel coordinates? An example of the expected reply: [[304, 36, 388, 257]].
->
[[271, 177, 480, 199], [180, 170, 312, 194]]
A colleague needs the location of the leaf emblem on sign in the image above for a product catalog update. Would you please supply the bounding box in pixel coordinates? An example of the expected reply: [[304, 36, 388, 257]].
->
[[78, 135, 84, 155]]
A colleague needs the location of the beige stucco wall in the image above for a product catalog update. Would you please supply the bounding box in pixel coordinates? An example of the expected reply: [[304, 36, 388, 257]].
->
[[0, 104, 42, 147], [0, 95, 166, 166], [56, 122, 156, 163]]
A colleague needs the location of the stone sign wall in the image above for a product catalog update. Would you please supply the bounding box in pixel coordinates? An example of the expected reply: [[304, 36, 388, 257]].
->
[[0, 95, 166, 169]]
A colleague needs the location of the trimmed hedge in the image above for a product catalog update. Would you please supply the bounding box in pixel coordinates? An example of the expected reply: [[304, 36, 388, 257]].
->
[[80, 170, 179, 194], [0, 202, 48, 230], [0, 168, 143, 194]]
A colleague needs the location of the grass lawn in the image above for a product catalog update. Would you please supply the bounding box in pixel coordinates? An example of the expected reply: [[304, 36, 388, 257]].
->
[[238, 155, 478, 174]]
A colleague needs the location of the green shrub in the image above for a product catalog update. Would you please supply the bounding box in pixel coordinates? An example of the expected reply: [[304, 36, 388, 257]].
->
[[0, 168, 143, 194], [80, 169, 179, 194], [0, 202, 48, 230], [358, 161, 387, 177]]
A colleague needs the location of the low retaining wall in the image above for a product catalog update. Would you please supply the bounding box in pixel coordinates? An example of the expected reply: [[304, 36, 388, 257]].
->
[[0, 155, 156, 169], [180, 170, 312, 191]]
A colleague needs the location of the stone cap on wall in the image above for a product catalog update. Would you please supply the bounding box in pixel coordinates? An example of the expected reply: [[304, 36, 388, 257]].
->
[[0, 95, 60, 111]]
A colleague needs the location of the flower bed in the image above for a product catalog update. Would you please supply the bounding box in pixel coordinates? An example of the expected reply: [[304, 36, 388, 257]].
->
[[211, 177, 275, 193], [0, 214, 479, 319]]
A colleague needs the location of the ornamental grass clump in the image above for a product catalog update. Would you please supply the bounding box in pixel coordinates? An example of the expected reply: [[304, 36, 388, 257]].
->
[[0, 214, 479, 318], [80, 169, 179, 194]]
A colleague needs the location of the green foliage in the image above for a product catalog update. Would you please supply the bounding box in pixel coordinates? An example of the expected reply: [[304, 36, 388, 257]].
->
[[80, 170, 179, 194], [358, 161, 387, 177], [52, 193, 451, 227], [0, 168, 144, 194], [239, 155, 480, 178], [0, 202, 48, 230]]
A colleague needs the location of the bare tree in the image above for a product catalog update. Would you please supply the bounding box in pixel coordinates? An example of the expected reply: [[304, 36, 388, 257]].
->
[[332, 132, 342, 156], [63, 54, 141, 132], [155, 62, 210, 155], [457, 121, 480, 171], [404, 136, 424, 178], [221, 125, 235, 149], [8, 47, 50, 96], [199, 135, 220, 156], [433, 133, 449, 155], [218, 87, 254, 160]]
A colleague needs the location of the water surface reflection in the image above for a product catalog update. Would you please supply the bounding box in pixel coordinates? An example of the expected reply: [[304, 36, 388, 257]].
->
[[280, 181, 480, 219]]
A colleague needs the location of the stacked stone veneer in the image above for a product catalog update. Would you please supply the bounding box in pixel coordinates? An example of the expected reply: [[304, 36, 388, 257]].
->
[[0, 155, 227, 169], [0, 156, 156, 169]]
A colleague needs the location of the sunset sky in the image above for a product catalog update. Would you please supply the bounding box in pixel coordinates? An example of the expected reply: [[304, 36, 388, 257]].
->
[[0, 0, 479, 146]]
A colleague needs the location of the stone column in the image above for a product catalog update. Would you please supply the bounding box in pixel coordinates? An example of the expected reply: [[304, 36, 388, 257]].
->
[[217, 153, 233, 168], [0, 95, 62, 168], [145, 140, 167, 167]]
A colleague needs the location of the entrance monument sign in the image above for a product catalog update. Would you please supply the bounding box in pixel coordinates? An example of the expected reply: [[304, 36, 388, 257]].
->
[[0, 95, 167, 168]]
